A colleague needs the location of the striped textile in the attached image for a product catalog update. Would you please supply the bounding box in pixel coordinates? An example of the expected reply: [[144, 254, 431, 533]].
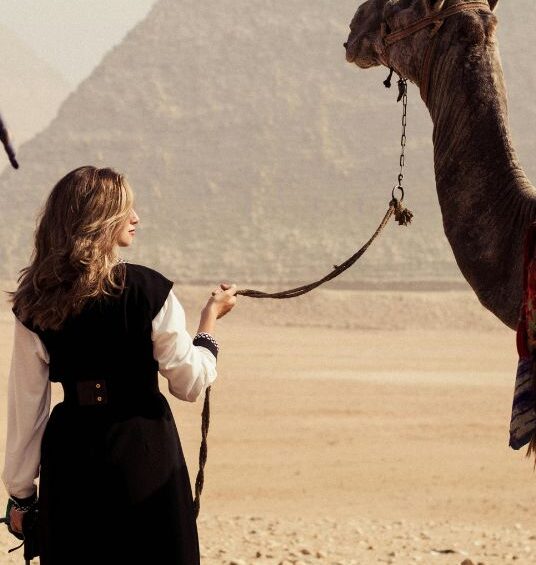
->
[[509, 356, 536, 450], [511, 223, 536, 451]]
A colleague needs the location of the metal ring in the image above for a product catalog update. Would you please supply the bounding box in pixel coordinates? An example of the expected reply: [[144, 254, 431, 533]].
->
[[391, 186, 404, 202]]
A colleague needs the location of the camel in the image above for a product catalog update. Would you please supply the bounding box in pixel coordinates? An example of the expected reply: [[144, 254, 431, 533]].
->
[[344, 0, 534, 330]]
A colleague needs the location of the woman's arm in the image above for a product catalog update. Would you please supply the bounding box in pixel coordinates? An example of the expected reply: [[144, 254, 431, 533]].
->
[[1, 317, 51, 499], [152, 290, 219, 402], [197, 304, 217, 335]]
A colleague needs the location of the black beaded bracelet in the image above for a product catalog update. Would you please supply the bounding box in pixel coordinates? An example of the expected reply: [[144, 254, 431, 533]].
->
[[193, 332, 219, 359]]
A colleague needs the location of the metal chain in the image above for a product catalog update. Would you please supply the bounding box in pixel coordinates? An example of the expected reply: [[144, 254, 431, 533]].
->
[[396, 78, 408, 193]]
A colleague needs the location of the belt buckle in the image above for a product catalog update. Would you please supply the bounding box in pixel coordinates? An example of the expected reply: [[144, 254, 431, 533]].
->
[[76, 379, 108, 406]]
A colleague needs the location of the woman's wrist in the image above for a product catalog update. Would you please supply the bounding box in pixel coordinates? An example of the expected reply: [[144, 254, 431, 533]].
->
[[198, 304, 217, 335], [202, 302, 218, 317]]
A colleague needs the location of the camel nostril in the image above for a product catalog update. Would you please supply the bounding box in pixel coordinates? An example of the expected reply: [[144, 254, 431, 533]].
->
[[343, 42, 348, 49]]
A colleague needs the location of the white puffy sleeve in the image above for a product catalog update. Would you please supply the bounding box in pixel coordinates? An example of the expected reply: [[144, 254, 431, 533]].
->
[[2, 317, 51, 499], [152, 289, 218, 402]]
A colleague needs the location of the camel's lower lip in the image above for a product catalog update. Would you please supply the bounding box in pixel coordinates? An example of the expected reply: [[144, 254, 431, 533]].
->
[[345, 40, 356, 63], [346, 55, 377, 69], [357, 59, 375, 69]]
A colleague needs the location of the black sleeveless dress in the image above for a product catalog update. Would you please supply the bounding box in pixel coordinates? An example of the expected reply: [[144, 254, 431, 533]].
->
[[18, 263, 201, 565]]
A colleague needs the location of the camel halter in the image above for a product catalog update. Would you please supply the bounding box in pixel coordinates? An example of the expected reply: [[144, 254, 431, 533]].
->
[[381, 1, 491, 104]]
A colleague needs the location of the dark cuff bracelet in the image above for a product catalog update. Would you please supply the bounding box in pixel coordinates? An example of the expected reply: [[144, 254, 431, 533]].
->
[[10, 490, 38, 511], [193, 332, 219, 359]]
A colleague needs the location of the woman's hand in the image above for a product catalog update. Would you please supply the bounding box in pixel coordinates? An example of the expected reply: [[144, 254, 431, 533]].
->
[[206, 283, 237, 319]]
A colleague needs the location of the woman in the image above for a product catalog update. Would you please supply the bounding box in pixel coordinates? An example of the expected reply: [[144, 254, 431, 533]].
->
[[1, 165, 237, 564]]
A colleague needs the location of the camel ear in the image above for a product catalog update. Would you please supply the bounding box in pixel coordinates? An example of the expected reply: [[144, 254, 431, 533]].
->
[[422, 0, 447, 13], [488, 0, 499, 10]]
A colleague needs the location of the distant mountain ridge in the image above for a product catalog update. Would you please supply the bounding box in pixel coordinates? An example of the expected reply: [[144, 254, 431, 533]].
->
[[0, 0, 532, 287]]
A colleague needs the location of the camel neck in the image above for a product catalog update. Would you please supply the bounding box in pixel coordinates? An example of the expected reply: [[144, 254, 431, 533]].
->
[[427, 40, 524, 186], [422, 37, 535, 328]]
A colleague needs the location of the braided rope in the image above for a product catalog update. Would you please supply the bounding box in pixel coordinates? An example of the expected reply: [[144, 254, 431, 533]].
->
[[235, 198, 411, 299], [193, 385, 211, 518], [191, 195, 413, 518]]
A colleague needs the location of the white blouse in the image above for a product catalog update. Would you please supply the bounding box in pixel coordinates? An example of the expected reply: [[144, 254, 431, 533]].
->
[[1, 289, 218, 499]]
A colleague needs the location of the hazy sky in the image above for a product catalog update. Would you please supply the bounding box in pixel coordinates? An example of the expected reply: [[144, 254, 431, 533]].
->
[[2, 0, 156, 85]]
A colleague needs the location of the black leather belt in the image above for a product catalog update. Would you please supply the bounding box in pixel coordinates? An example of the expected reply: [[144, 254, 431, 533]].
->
[[78, 379, 108, 406], [62, 378, 160, 407]]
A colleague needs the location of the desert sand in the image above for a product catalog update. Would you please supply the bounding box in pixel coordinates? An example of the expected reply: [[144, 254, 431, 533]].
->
[[0, 284, 533, 564]]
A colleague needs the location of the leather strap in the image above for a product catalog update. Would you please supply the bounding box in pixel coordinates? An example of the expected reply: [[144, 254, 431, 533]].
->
[[381, 1, 491, 104], [383, 1, 490, 46]]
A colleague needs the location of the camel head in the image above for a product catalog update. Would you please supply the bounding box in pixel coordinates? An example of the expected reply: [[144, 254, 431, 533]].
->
[[345, 0, 499, 84]]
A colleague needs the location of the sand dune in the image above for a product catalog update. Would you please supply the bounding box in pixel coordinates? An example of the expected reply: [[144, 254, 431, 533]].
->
[[0, 287, 531, 564]]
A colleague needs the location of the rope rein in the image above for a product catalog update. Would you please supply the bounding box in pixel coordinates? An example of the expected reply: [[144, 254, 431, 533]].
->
[[193, 387, 210, 518], [192, 78, 413, 518], [235, 195, 410, 300]]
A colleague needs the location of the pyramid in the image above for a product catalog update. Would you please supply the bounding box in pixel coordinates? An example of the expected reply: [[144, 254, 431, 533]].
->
[[0, 25, 70, 150], [0, 0, 533, 287]]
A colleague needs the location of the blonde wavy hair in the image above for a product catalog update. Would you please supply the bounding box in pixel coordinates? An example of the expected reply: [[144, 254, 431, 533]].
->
[[9, 166, 134, 331]]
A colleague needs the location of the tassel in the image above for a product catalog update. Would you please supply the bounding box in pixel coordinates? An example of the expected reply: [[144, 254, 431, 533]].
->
[[383, 67, 395, 88], [390, 197, 414, 226], [526, 434, 536, 470]]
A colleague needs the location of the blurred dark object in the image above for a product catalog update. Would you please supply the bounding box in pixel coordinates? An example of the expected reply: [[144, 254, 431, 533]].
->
[[21, 503, 40, 561], [0, 111, 19, 169], [1, 496, 40, 563]]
